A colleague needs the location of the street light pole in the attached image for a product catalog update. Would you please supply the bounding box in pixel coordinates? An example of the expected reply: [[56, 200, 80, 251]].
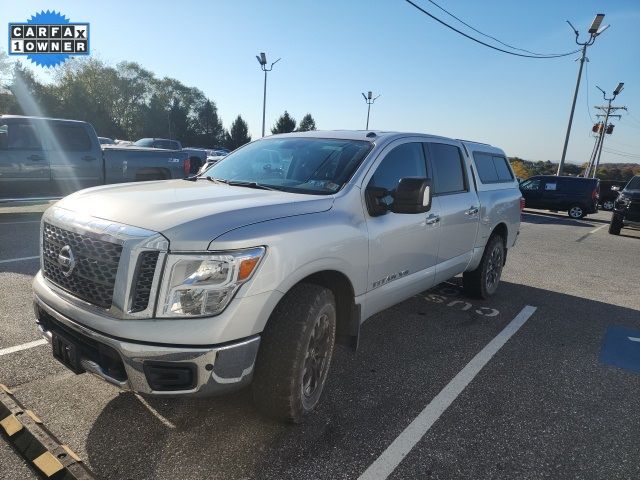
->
[[557, 14, 609, 176], [256, 52, 281, 137], [361, 91, 380, 130]]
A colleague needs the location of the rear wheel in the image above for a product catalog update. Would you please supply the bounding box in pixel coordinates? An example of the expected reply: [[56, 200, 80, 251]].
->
[[602, 200, 615, 211], [463, 234, 505, 299], [568, 205, 585, 219], [609, 213, 623, 235], [252, 283, 336, 423]]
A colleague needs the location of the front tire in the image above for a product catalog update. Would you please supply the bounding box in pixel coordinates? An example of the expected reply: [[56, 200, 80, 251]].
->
[[463, 234, 505, 299], [568, 205, 585, 219], [252, 283, 336, 423], [609, 213, 623, 235]]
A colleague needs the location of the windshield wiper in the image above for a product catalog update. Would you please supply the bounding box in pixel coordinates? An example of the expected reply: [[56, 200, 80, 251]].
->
[[224, 180, 279, 191]]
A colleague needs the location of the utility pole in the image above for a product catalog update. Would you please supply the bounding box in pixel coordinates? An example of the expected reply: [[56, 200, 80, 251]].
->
[[584, 124, 603, 177], [361, 91, 380, 130], [256, 52, 281, 137], [591, 83, 626, 178], [557, 14, 609, 176]]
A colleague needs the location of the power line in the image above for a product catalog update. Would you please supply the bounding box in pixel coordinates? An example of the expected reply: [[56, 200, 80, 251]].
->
[[607, 138, 640, 150], [404, 0, 581, 59], [423, 0, 576, 57], [602, 149, 640, 159], [602, 146, 640, 157]]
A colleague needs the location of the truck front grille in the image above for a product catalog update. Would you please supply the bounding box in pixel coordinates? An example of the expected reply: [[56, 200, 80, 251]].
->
[[42, 222, 123, 309], [130, 251, 160, 313]]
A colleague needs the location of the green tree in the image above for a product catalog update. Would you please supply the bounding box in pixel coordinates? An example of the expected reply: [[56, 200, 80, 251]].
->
[[195, 99, 224, 147], [271, 110, 296, 134], [509, 159, 532, 179], [297, 113, 316, 132], [168, 98, 189, 142], [224, 115, 251, 150]]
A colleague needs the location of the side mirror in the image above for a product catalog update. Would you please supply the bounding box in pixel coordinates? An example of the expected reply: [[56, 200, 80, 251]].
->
[[365, 186, 389, 217], [391, 177, 432, 214]]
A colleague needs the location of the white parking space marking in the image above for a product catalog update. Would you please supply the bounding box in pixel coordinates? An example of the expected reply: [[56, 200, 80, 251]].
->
[[629, 337, 640, 343], [0, 339, 47, 356], [358, 305, 537, 480], [589, 224, 608, 234], [0, 255, 39, 264], [134, 394, 176, 429], [0, 221, 41, 225]]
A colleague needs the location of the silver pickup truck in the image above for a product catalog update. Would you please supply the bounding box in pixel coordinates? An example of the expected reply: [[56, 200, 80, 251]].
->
[[0, 115, 190, 200], [33, 130, 522, 422]]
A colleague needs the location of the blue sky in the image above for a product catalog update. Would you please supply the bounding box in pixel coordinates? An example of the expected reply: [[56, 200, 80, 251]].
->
[[3, 0, 640, 164]]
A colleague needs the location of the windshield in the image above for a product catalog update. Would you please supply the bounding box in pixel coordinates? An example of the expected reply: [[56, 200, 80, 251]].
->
[[133, 138, 154, 147], [201, 137, 371, 195], [133, 138, 179, 149], [625, 176, 640, 190]]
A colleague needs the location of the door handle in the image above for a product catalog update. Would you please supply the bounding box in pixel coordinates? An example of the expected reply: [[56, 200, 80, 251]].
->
[[82, 155, 96, 161], [426, 214, 440, 225], [28, 154, 44, 161], [465, 206, 479, 216]]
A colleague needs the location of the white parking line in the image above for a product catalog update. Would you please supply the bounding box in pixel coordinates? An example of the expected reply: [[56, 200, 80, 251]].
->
[[589, 224, 608, 234], [358, 305, 538, 480], [0, 221, 41, 225], [0, 339, 48, 356], [134, 394, 176, 429], [0, 256, 39, 264]]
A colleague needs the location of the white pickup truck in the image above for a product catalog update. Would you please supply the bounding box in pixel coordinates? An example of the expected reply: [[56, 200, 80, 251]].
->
[[33, 130, 522, 422]]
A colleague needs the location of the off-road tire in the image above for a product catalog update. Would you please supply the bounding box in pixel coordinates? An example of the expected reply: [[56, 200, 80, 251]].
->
[[609, 213, 623, 235], [463, 234, 505, 299], [252, 283, 336, 423]]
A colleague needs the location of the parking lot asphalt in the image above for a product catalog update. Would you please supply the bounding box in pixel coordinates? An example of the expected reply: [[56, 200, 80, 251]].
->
[[1, 204, 639, 480]]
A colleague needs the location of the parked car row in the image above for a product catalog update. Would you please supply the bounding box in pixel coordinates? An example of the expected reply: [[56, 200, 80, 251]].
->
[[0, 116, 191, 200]]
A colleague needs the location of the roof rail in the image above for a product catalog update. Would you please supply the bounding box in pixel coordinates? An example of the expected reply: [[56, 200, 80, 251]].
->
[[457, 138, 491, 146]]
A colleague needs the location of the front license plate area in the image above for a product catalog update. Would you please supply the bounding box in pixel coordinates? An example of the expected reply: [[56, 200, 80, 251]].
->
[[52, 332, 85, 374]]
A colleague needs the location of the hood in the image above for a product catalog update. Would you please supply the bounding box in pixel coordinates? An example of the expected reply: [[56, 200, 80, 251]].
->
[[55, 180, 334, 250]]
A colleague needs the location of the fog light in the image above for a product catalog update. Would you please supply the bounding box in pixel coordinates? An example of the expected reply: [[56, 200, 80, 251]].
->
[[143, 362, 197, 391]]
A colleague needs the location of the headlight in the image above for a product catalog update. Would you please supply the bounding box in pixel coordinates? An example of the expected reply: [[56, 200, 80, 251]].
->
[[157, 247, 265, 318]]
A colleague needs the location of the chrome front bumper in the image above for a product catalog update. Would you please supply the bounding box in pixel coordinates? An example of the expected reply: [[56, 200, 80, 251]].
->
[[34, 297, 260, 397]]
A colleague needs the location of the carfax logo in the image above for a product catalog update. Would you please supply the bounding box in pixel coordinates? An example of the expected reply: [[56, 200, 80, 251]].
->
[[8, 10, 90, 67]]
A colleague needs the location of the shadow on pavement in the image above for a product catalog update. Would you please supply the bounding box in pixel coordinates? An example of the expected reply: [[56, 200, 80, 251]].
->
[[84, 280, 640, 480], [521, 211, 600, 228]]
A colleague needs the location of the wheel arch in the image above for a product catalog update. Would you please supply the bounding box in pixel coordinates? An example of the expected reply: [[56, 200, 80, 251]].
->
[[490, 222, 508, 265], [269, 269, 360, 351]]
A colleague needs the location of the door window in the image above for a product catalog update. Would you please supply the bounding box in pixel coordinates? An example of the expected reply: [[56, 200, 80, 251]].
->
[[427, 143, 467, 195], [473, 152, 514, 183], [544, 182, 557, 191], [368, 142, 426, 207], [520, 179, 541, 191], [51, 125, 92, 151], [2, 123, 42, 150]]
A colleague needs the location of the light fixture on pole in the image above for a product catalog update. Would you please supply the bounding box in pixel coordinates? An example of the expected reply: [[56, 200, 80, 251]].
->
[[361, 91, 380, 130], [557, 13, 609, 176], [256, 52, 281, 137]]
